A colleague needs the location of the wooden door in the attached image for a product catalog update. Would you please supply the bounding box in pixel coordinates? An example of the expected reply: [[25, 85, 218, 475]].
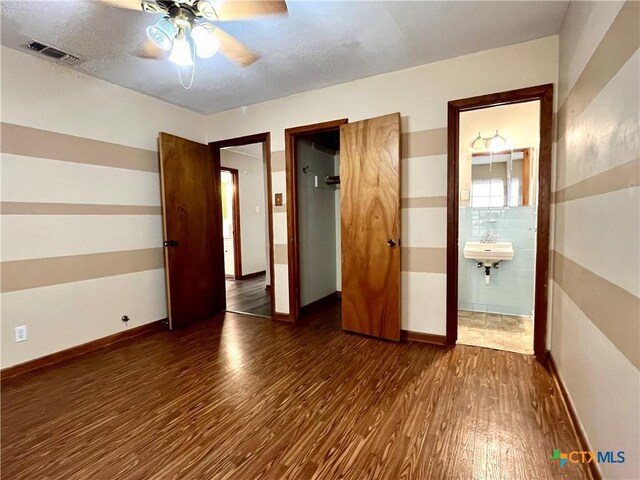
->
[[340, 113, 401, 341], [159, 132, 225, 329]]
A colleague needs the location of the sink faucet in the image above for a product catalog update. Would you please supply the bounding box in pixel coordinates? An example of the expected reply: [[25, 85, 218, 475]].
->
[[480, 230, 498, 243]]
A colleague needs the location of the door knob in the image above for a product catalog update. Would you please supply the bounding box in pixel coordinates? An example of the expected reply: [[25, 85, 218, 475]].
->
[[163, 240, 178, 247], [386, 239, 397, 247]]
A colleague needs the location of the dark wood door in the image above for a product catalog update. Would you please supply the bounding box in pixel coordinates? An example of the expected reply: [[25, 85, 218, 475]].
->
[[340, 113, 401, 341], [159, 132, 225, 329]]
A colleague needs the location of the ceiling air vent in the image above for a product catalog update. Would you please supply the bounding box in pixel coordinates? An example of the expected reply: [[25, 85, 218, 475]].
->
[[24, 40, 81, 66]]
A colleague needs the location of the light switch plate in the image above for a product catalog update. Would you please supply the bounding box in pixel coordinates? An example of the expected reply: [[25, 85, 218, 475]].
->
[[274, 193, 283, 206], [460, 190, 470, 201]]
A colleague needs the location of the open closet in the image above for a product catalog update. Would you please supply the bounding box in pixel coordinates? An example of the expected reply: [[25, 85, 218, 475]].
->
[[295, 130, 342, 312]]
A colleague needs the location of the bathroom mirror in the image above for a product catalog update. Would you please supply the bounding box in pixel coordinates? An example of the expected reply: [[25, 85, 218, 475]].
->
[[469, 148, 535, 208]]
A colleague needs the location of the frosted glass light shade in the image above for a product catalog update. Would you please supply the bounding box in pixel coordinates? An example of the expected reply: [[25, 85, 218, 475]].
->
[[146, 18, 175, 51], [192, 25, 220, 59], [169, 37, 194, 66]]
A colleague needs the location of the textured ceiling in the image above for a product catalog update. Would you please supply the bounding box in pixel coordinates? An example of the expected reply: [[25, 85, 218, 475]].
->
[[0, 1, 568, 114]]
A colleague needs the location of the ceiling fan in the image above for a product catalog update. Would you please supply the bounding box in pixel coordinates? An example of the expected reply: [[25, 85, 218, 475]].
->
[[103, 0, 288, 88]]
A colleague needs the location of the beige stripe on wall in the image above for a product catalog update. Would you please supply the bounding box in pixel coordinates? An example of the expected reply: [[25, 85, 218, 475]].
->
[[270, 128, 446, 170], [273, 244, 288, 264], [401, 247, 446, 274], [1, 248, 164, 293], [0, 202, 162, 215], [554, 158, 639, 204], [271, 151, 285, 172], [557, 1, 640, 138], [401, 128, 447, 159], [401, 196, 447, 209], [553, 251, 640, 369], [1, 123, 159, 173]]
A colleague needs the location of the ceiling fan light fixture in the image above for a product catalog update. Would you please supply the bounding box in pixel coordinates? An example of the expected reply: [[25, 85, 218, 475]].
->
[[169, 35, 194, 66], [192, 24, 220, 59], [146, 18, 175, 51]]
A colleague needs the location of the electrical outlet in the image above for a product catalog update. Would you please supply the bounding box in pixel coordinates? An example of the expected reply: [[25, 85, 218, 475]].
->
[[15, 325, 27, 342]]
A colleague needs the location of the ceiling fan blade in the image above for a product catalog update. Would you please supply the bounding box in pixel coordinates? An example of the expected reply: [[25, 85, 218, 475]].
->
[[213, 27, 260, 67], [212, 1, 288, 20], [135, 38, 168, 60]]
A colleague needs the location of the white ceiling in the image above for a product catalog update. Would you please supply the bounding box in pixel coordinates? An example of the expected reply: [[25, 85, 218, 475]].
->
[[0, 1, 569, 115]]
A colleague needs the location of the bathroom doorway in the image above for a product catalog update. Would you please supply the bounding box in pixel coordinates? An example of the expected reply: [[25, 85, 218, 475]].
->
[[447, 85, 553, 362]]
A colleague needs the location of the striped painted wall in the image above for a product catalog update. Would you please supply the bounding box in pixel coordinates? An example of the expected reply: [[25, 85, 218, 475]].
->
[[2, 36, 561, 368], [551, 1, 639, 477], [206, 36, 560, 335], [0, 123, 167, 368], [1, 46, 206, 368]]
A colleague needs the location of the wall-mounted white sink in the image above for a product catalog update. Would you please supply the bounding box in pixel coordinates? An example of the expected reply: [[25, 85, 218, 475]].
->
[[464, 241, 514, 266]]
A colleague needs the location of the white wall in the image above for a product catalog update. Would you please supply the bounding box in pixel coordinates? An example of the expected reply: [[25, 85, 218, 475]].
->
[[0, 47, 205, 151], [220, 148, 267, 276], [0, 46, 206, 368], [552, 2, 639, 478], [206, 36, 559, 336], [296, 140, 338, 306]]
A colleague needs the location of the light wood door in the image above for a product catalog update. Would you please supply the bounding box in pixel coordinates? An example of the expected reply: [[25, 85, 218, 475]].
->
[[340, 113, 401, 341], [159, 132, 225, 329]]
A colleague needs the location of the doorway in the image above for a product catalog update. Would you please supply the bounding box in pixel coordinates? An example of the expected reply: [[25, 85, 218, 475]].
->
[[295, 129, 342, 316], [457, 104, 540, 355], [211, 134, 275, 319], [447, 84, 553, 362], [220, 168, 241, 279], [285, 119, 347, 320]]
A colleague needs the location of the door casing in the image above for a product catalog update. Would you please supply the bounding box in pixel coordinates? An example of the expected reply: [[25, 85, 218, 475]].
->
[[446, 84, 554, 363]]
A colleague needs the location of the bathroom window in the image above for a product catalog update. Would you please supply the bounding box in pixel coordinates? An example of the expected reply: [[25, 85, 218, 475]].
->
[[471, 178, 504, 208]]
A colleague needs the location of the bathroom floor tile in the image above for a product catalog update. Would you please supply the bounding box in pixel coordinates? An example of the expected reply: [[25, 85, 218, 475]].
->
[[457, 311, 533, 355]]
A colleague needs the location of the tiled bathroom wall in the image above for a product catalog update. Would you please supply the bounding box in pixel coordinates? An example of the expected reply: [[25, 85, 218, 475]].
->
[[458, 206, 536, 316]]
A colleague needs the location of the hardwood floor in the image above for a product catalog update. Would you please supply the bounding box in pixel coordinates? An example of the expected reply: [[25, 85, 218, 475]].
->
[[225, 273, 271, 317], [1, 300, 590, 480]]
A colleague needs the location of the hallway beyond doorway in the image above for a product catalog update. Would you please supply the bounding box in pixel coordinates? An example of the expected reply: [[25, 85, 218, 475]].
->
[[225, 274, 271, 318]]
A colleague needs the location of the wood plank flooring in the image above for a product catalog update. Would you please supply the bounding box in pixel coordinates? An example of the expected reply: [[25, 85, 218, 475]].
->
[[1, 300, 590, 480], [225, 273, 271, 317]]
